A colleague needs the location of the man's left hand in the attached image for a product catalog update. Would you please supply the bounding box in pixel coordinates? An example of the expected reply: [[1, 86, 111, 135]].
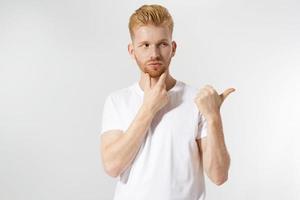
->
[[194, 85, 235, 120]]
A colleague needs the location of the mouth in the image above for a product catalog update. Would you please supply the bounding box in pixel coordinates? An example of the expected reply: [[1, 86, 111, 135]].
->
[[148, 62, 162, 67]]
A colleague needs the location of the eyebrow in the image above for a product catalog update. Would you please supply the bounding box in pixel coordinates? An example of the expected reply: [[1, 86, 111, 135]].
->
[[137, 39, 169, 45]]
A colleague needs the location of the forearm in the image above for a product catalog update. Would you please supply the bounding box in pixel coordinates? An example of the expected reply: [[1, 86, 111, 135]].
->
[[104, 105, 154, 176], [203, 114, 230, 184]]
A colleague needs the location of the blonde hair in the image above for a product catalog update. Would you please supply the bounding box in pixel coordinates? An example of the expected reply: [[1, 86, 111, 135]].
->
[[128, 4, 174, 40]]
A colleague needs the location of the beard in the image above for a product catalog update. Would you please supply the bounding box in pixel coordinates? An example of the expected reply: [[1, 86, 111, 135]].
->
[[144, 65, 166, 78], [135, 56, 170, 78]]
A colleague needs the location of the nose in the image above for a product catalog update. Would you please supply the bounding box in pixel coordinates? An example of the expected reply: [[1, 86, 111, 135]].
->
[[150, 46, 160, 60]]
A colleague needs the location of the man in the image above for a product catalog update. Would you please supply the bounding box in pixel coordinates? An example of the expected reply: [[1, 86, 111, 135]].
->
[[99, 4, 235, 200]]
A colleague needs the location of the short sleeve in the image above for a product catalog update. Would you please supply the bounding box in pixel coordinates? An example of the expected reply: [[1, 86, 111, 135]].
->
[[196, 112, 208, 139], [99, 95, 123, 137]]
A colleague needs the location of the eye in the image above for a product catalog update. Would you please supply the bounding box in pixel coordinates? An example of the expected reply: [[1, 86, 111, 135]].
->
[[143, 43, 150, 48], [160, 42, 168, 47]]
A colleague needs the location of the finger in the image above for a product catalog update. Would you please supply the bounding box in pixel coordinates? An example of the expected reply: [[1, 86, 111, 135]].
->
[[162, 82, 167, 91], [220, 88, 236, 102], [157, 72, 167, 86], [144, 73, 151, 90], [204, 85, 216, 94], [196, 87, 209, 96]]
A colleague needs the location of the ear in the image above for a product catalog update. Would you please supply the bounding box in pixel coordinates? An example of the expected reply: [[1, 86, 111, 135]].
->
[[128, 43, 135, 60], [171, 41, 177, 57]]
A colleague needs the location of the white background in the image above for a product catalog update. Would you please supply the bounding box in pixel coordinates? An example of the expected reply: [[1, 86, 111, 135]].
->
[[0, 0, 299, 199]]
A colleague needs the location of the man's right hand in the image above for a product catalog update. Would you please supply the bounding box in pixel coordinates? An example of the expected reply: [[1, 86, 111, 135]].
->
[[142, 72, 169, 115]]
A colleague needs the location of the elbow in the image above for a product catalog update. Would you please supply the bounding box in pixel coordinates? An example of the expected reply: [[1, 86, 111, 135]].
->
[[101, 147, 122, 178], [103, 161, 121, 178], [206, 166, 229, 186], [209, 155, 231, 186], [212, 174, 228, 186], [101, 151, 122, 178]]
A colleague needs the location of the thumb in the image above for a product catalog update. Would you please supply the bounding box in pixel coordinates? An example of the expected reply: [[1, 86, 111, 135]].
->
[[220, 88, 236, 103], [157, 71, 167, 86], [144, 73, 151, 90]]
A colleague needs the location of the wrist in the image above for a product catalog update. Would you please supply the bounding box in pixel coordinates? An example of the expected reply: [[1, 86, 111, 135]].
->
[[141, 104, 156, 117], [206, 112, 222, 123]]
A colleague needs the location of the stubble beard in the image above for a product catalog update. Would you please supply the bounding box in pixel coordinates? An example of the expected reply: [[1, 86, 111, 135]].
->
[[136, 58, 171, 78]]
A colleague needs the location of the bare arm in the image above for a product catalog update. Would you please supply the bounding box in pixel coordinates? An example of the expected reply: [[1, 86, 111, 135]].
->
[[100, 105, 154, 177], [197, 114, 230, 185], [194, 84, 235, 185], [100, 72, 169, 177]]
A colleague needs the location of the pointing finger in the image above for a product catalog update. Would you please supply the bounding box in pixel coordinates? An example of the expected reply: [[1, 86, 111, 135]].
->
[[220, 88, 236, 102], [144, 73, 151, 90], [157, 72, 167, 87]]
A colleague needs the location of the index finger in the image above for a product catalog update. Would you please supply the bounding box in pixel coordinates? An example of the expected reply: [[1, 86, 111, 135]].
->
[[157, 72, 167, 86], [144, 73, 151, 90]]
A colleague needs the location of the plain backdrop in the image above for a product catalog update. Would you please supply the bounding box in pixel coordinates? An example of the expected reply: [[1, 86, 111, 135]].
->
[[1, 0, 300, 199]]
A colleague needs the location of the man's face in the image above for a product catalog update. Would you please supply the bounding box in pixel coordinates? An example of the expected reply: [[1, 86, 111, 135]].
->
[[128, 24, 177, 78]]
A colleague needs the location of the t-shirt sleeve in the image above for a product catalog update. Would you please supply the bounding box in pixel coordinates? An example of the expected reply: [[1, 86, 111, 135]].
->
[[99, 95, 124, 137], [196, 112, 208, 139]]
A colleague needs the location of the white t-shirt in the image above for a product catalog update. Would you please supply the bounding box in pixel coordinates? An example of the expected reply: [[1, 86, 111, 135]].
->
[[100, 80, 208, 200]]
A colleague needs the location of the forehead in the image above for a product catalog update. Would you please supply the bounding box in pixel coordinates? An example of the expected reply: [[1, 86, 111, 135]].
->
[[132, 24, 171, 42]]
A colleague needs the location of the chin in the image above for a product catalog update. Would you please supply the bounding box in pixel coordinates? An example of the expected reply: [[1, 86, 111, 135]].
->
[[144, 68, 166, 78], [147, 71, 164, 78]]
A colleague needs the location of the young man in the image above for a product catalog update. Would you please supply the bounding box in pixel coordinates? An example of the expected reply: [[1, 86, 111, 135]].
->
[[99, 4, 235, 200]]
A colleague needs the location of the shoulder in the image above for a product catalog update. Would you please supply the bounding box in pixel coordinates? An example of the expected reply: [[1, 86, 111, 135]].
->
[[105, 83, 136, 103], [179, 80, 199, 96]]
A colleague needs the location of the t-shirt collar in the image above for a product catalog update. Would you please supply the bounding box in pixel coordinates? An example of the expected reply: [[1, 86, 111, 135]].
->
[[133, 80, 181, 96]]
